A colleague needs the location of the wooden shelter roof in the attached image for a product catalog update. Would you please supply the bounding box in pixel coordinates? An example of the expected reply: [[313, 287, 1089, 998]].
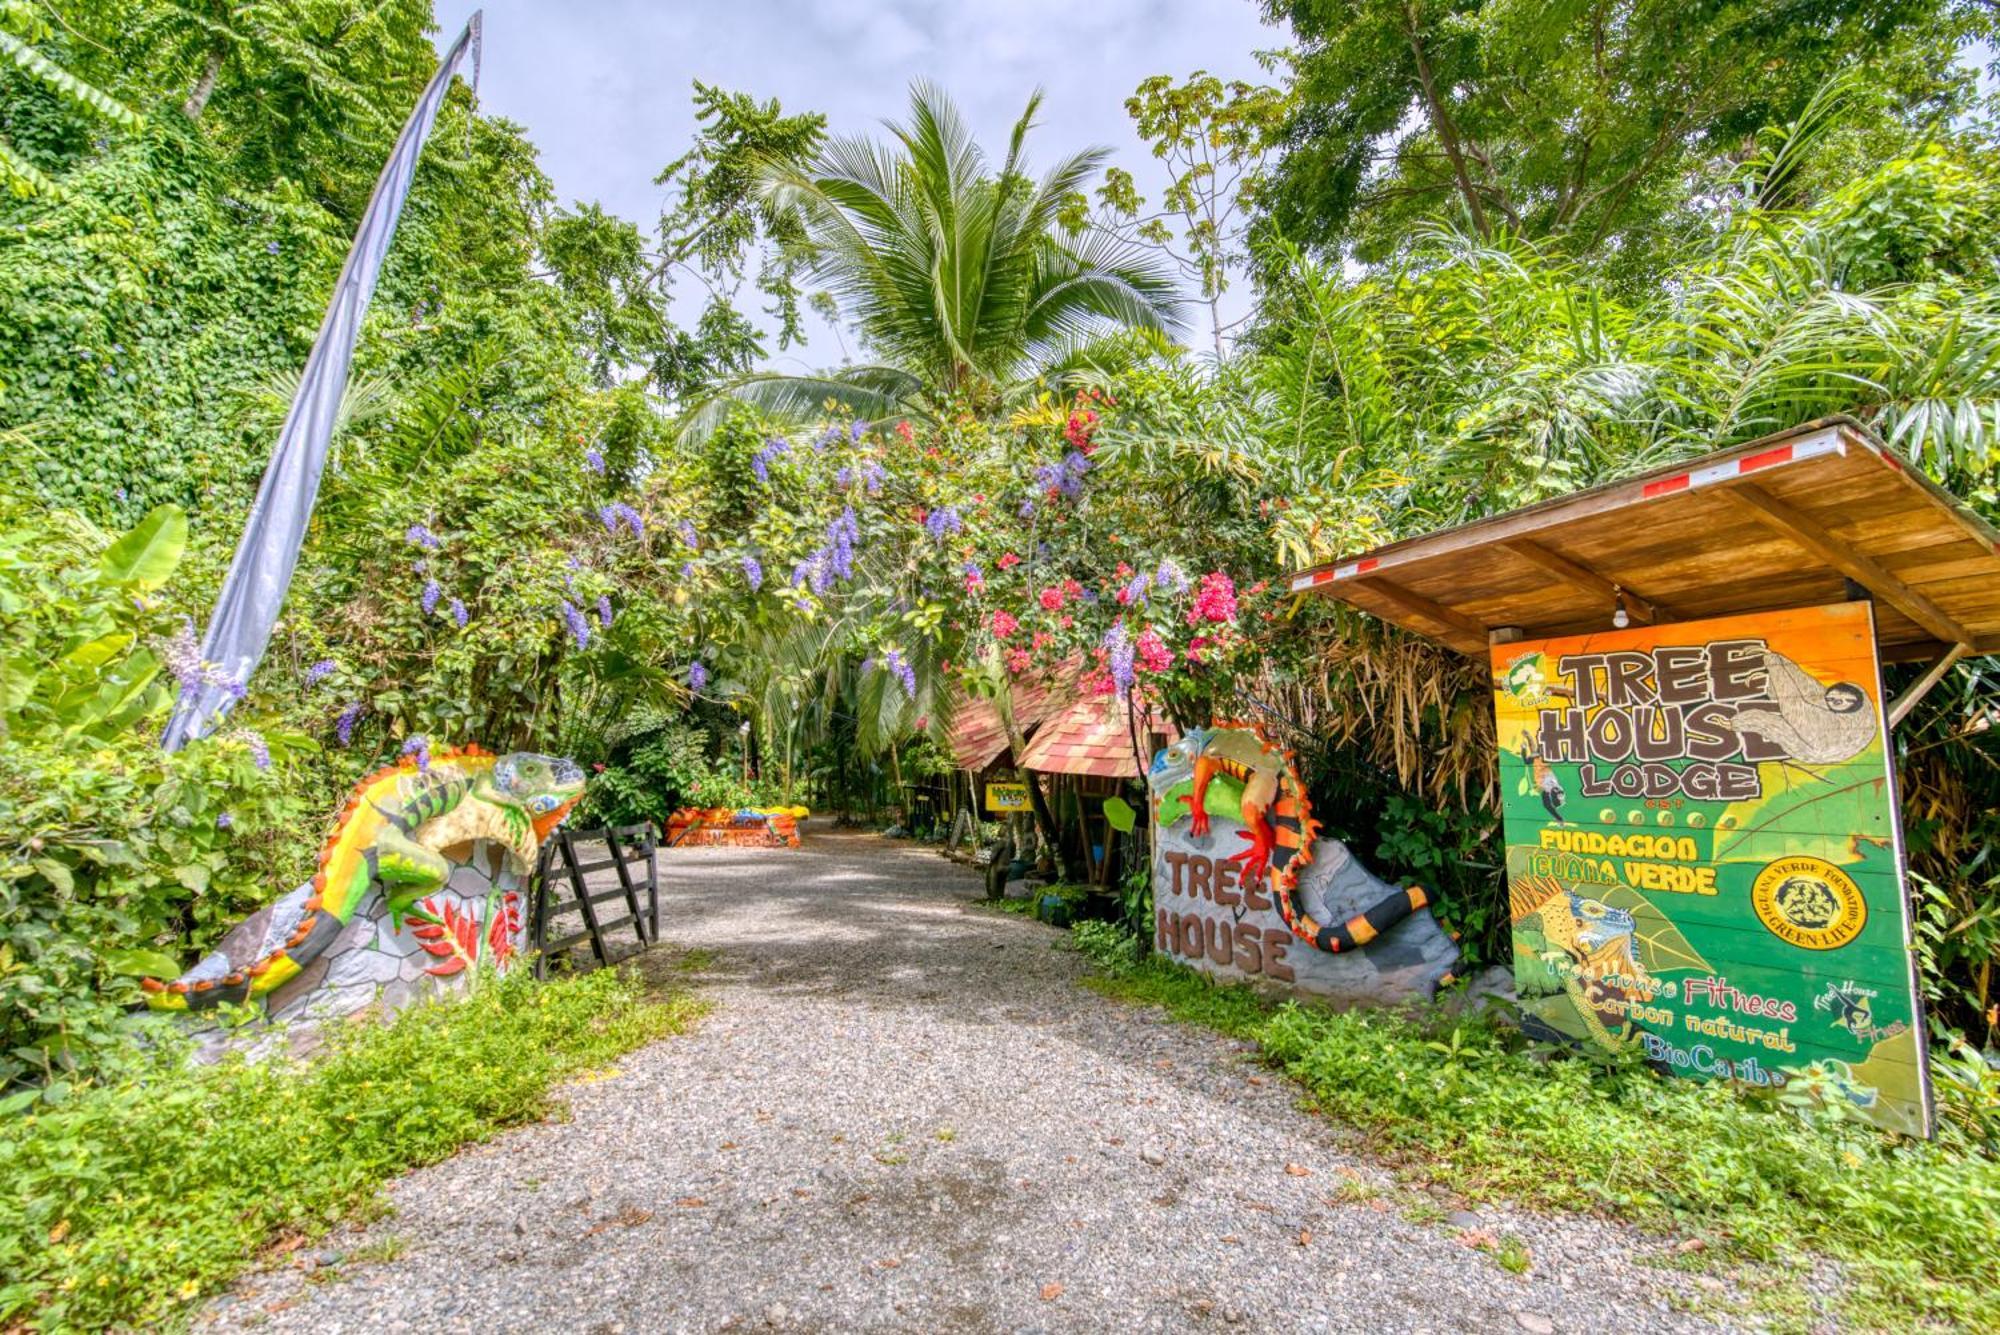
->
[[1288, 419, 2000, 662], [942, 673, 1070, 773], [1016, 690, 1174, 779]]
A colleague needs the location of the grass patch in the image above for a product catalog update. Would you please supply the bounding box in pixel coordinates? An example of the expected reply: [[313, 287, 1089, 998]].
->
[[1072, 929, 2000, 1331], [1494, 1235, 1532, 1275], [0, 966, 704, 1331], [672, 946, 720, 973]]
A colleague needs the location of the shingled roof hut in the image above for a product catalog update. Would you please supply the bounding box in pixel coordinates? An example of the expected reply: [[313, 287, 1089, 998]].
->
[[1015, 688, 1176, 886]]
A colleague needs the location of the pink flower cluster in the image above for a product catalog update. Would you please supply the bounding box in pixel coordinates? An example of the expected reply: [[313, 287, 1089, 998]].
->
[[991, 609, 1019, 638], [1187, 571, 1238, 626]]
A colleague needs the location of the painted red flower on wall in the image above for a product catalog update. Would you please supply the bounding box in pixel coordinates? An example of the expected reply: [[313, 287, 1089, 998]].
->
[[412, 898, 481, 977]]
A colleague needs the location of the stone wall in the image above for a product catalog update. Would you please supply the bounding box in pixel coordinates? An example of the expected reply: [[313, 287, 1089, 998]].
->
[[1152, 821, 1461, 1005], [193, 838, 527, 1061]]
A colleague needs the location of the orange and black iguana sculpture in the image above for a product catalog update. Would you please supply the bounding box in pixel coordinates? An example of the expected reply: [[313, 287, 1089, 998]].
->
[[1171, 725, 1431, 953], [142, 745, 583, 1011]]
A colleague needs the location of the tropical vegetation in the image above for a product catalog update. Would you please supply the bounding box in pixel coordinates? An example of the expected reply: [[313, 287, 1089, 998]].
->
[[3, 0, 2000, 1323]]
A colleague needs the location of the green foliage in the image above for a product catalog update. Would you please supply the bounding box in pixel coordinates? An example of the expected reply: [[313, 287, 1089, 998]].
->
[[1071, 916, 1142, 969], [0, 119, 343, 519], [652, 80, 827, 364], [1081, 932, 2000, 1328], [0, 4, 141, 198], [584, 720, 781, 826], [102, 0, 438, 207], [0, 498, 311, 1097], [0, 965, 704, 1329], [1089, 64, 1293, 355], [1259, 0, 1993, 281], [1373, 795, 1502, 961]]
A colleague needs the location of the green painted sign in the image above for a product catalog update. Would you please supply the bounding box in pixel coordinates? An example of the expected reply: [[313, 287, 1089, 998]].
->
[[1492, 602, 1932, 1136]]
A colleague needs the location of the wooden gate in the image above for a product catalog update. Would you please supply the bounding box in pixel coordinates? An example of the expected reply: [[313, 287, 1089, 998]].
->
[[531, 824, 659, 978]]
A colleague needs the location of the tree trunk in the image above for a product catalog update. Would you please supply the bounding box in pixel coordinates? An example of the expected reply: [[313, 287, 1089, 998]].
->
[[1402, 5, 1490, 238], [182, 47, 224, 122], [998, 699, 1071, 879], [1029, 773, 1081, 881]]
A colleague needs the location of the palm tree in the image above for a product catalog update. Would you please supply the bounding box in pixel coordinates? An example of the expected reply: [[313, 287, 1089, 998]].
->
[[684, 81, 1186, 432]]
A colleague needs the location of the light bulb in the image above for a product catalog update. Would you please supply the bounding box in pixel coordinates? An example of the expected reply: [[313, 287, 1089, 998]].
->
[[1612, 592, 1630, 629]]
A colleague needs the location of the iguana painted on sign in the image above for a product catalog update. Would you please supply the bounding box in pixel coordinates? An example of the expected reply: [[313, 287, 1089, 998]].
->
[[1512, 875, 1650, 1047], [142, 745, 585, 1011]]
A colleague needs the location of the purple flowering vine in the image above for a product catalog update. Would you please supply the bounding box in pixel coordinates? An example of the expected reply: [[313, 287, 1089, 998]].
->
[[335, 700, 362, 746], [827, 506, 859, 579], [406, 522, 440, 551], [924, 506, 963, 543], [233, 728, 272, 771], [401, 734, 431, 773], [751, 436, 790, 484], [561, 600, 591, 650], [677, 519, 699, 549], [859, 459, 885, 495], [597, 501, 644, 538], [688, 660, 709, 691], [598, 594, 614, 628], [741, 554, 764, 591], [159, 617, 246, 703], [789, 550, 834, 595], [303, 658, 336, 687], [584, 446, 606, 474], [1103, 622, 1135, 698], [450, 597, 469, 628], [878, 648, 918, 700], [421, 579, 441, 616], [1030, 451, 1091, 503]]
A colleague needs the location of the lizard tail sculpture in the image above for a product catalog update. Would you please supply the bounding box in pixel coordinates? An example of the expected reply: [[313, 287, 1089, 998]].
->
[[142, 745, 585, 1011]]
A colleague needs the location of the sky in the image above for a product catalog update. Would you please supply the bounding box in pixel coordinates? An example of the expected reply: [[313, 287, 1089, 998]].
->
[[429, 1, 1281, 369]]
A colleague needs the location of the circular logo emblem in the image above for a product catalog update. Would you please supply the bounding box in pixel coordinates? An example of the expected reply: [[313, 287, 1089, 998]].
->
[[1751, 857, 1866, 950]]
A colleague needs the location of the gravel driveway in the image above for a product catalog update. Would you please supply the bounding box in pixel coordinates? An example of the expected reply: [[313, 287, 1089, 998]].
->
[[205, 830, 1741, 1333]]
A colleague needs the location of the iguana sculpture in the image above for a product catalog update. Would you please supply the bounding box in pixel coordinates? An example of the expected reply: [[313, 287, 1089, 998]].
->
[[1167, 724, 1431, 953], [142, 745, 584, 1011]]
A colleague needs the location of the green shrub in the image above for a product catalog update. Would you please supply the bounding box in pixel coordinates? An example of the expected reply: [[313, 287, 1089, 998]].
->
[[0, 500, 315, 1099], [1078, 930, 2000, 1329], [584, 721, 722, 827], [0, 966, 703, 1331], [1071, 918, 1140, 969]]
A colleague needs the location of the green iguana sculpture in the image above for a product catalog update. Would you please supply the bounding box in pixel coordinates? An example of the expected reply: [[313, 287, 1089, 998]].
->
[[143, 745, 585, 1011]]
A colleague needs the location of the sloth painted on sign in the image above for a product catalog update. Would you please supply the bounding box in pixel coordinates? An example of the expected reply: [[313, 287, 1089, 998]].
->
[[1147, 724, 1460, 1004]]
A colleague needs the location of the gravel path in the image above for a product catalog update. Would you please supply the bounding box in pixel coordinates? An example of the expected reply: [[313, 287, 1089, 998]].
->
[[206, 830, 1743, 1333]]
